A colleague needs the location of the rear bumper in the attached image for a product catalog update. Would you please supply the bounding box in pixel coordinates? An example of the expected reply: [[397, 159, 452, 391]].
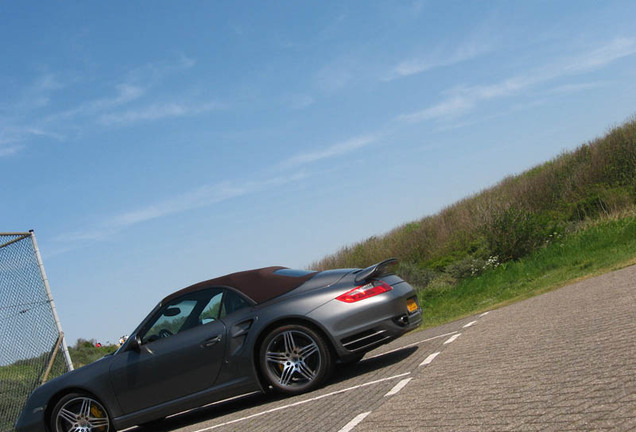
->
[[307, 280, 422, 358], [340, 307, 421, 352]]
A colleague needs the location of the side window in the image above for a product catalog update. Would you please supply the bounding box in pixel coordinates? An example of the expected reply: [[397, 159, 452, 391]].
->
[[141, 289, 224, 343], [142, 299, 197, 343], [220, 290, 250, 318], [199, 291, 224, 324]]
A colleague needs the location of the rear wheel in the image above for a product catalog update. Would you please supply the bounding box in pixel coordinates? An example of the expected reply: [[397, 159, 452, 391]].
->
[[50, 392, 112, 432], [259, 324, 332, 394]]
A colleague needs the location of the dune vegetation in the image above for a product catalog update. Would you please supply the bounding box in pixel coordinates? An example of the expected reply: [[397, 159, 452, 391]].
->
[[0, 339, 117, 431], [312, 118, 636, 326]]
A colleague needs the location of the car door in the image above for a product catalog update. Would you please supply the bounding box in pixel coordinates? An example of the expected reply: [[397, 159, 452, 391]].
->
[[109, 289, 227, 414]]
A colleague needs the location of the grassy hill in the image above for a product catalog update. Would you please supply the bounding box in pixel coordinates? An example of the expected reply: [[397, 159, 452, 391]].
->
[[313, 118, 636, 325]]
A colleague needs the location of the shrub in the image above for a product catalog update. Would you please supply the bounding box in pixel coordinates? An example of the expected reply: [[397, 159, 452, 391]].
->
[[445, 256, 488, 279], [484, 207, 559, 261], [311, 118, 636, 274], [395, 262, 438, 289]]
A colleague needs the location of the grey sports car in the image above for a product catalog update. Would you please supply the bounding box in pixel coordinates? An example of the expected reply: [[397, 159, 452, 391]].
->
[[16, 259, 421, 432]]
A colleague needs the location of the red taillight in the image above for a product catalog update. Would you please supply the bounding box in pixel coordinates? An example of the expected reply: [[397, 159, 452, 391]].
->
[[336, 280, 393, 303]]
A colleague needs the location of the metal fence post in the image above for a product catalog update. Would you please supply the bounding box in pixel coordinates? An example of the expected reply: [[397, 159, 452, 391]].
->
[[29, 230, 74, 371]]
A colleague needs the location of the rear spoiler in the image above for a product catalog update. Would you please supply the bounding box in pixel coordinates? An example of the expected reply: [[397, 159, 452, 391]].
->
[[354, 258, 398, 283]]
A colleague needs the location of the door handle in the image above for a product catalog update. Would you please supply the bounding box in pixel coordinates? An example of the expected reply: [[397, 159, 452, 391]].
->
[[202, 335, 222, 348]]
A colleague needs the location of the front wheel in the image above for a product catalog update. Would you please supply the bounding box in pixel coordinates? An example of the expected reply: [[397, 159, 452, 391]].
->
[[50, 392, 113, 432], [259, 324, 332, 394]]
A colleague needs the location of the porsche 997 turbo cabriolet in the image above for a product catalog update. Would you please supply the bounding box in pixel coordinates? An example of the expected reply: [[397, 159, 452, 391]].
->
[[16, 258, 421, 432]]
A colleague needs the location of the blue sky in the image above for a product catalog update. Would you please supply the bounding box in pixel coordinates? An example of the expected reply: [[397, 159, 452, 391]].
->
[[2, 1, 636, 345]]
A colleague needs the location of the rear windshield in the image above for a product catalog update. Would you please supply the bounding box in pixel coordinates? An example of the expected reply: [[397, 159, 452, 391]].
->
[[273, 269, 316, 277]]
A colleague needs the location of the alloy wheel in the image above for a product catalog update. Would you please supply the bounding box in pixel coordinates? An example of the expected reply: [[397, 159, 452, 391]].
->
[[261, 325, 331, 394], [52, 395, 110, 432]]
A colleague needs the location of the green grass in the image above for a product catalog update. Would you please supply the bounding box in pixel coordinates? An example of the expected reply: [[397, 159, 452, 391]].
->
[[418, 216, 636, 328], [308, 118, 636, 329], [0, 342, 118, 431], [312, 118, 636, 272]]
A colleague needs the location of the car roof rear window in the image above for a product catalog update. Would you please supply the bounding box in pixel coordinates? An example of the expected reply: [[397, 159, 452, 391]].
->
[[273, 269, 315, 277]]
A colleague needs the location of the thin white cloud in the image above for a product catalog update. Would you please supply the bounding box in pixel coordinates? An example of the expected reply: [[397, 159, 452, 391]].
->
[[545, 81, 609, 95], [314, 62, 354, 92], [398, 37, 636, 123], [6, 56, 199, 148], [124, 55, 196, 86], [0, 145, 23, 158], [0, 82, 142, 149], [280, 134, 379, 169], [0, 125, 66, 153], [0, 74, 65, 150], [91, 84, 145, 111], [15, 73, 65, 111], [559, 37, 636, 74], [109, 182, 248, 228], [43, 83, 146, 124], [398, 96, 473, 123], [385, 41, 492, 81], [56, 172, 308, 243], [98, 101, 222, 126]]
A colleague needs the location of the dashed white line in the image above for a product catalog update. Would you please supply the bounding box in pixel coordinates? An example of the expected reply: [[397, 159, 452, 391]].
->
[[338, 411, 372, 432], [480, 311, 490, 317], [419, 351, 440, 367], [364, 331, 458, 360], [444, 333, 461, 344], [384, 378, 412, 397], [191, 373, 410, 432], [187, 318, 485, 432]]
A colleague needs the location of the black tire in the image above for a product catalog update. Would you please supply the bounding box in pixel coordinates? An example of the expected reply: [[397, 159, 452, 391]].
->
[[50, 392, 113, 432], [259, 324, 332, 394]]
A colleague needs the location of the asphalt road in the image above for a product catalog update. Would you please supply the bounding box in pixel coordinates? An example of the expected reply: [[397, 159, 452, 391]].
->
[[130, 265, 636, 432]]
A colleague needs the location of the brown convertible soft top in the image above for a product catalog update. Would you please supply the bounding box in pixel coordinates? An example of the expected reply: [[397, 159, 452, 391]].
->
[[162, 266, 318, 305]]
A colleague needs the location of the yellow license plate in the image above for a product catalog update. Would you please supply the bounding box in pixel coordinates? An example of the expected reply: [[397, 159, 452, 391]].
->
[[407, 298, 418, 313]]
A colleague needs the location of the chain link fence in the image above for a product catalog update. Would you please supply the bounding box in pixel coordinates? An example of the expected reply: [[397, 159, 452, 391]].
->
[[0, 232, 73, 432]]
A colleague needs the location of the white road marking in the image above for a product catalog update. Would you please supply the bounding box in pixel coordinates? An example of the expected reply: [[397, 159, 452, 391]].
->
[[444, 333, 461, 344], [384, 378, 412, 397], [419, 351, 440, 367], [364, 331, 458, 360], [191, 373, 411, 432], [162, 321, 483, 432], [338, 411, 372, 432], [480, 311, 490, 317]]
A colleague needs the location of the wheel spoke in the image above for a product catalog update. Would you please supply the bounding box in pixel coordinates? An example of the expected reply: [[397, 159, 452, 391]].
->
[[89, 416, 110, 428], [56, 397, 109, 432], [282, 331, 295, 353], [299, 342, 318, 360], [296, 361, 316, 381], [79, 398, 92, 417], [266, 351, 287, 364], [58, 407, 77, 424], [279, 363, 295, 386], [263, 326, 329, 392]]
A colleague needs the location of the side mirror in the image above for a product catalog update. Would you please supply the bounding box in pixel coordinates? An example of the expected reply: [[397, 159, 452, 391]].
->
[[128, 335, 142, 352]]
